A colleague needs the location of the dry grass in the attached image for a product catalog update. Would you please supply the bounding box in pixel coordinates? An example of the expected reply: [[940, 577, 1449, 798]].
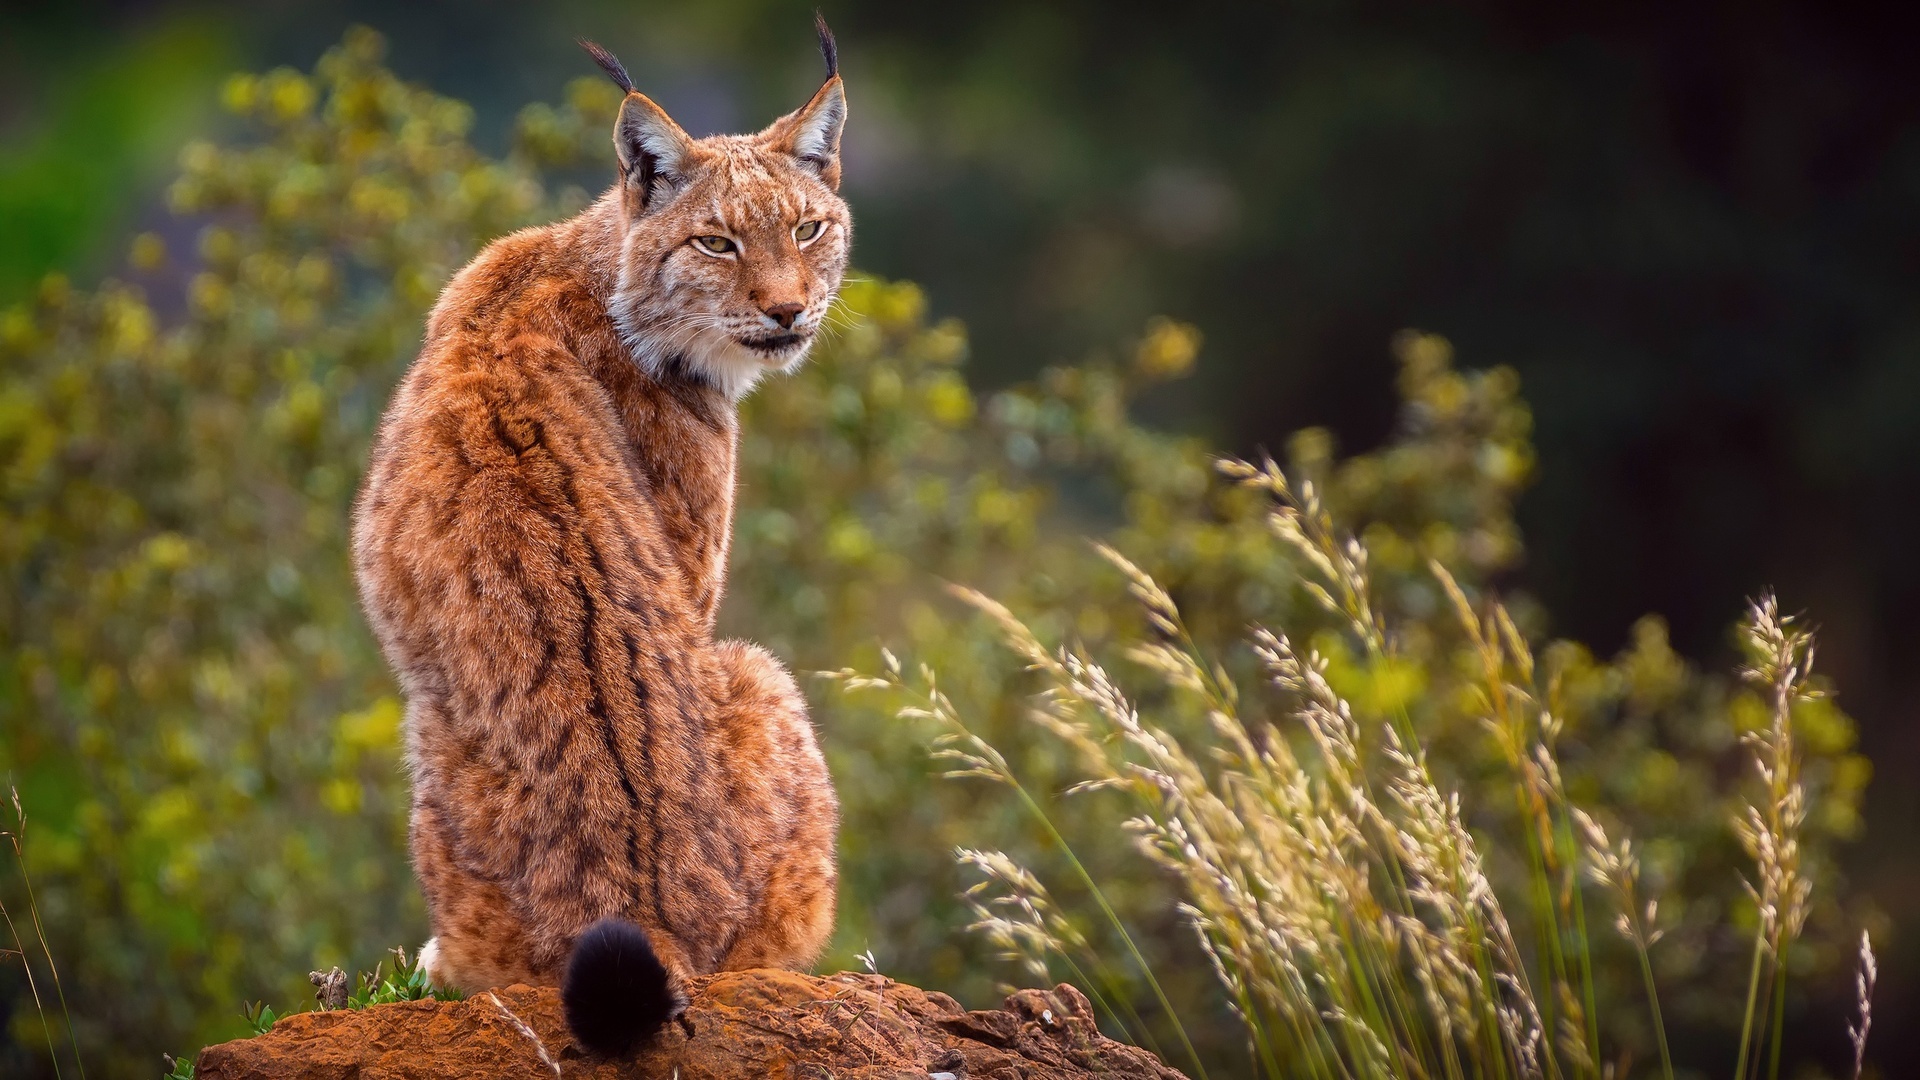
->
[[1731, 597, 1818, 1080], [1848, 931, 1876, 1080], [2, 788, 86, 1079], [484, 991, 561, 1078], [835, 453, 1877, 1080]]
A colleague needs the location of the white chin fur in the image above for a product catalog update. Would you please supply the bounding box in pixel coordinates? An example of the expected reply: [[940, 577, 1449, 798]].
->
[[680, 330, 812, 400], [618, 319, 810, 401]]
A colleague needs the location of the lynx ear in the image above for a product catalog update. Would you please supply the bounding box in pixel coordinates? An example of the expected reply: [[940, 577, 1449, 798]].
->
[[580, 40, 697, 212], [765, 15, 847, 189], [614, 92, 696, 211], [775, 79, 847, 189]]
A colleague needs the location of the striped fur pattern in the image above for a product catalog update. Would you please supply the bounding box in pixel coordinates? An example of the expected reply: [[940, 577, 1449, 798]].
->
[[351, 34, 846, 1006]]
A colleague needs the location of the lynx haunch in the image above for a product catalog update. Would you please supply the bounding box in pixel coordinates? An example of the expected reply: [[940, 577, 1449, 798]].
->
[[350, 19, 848, 1056]]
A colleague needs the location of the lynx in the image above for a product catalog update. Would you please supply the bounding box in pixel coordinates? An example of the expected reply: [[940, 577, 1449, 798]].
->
[[350, 20, 847, 1056]]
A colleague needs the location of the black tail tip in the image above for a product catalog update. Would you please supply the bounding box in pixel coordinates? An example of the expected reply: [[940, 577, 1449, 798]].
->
[[561, 919, 679, 1057]]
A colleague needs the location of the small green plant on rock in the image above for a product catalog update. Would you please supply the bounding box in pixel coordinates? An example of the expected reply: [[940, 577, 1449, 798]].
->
[[238, 1001, 278, 1038], [348, 947, 462, 1009], [162, 946, 460, 1077]]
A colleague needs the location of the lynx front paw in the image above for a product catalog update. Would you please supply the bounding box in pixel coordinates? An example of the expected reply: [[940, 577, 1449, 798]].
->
[[417, 937, 446, 986]]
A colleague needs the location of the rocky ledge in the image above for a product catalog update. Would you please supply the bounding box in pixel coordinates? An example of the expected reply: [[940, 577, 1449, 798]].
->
[[193, 968, 1187, 1079]]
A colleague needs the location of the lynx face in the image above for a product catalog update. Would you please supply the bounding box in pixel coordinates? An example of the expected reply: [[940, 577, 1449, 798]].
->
[[605, 67, 851, 399]]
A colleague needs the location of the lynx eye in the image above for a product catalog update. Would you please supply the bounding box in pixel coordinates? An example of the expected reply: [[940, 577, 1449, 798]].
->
[[692, 235, 737, 256], [793, 220, 824, 244]]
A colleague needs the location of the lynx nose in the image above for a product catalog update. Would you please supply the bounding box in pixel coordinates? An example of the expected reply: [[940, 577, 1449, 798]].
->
[[762, 302, 804, 330]]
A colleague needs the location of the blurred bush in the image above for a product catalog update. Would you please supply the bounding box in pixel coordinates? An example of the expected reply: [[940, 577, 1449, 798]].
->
[[0, 30, 1871, 1076], [0, 15, 236, 306]]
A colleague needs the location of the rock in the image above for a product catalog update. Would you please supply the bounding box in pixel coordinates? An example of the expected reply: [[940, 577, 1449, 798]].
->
[[193, 968, 1187, 1079]]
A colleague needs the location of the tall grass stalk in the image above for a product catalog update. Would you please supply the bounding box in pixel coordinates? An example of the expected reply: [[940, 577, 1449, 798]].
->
[[1570, 808, 1672, 1080], [1431, 560, 1601, 1079], [1731, 596, 1815, 1080], [0, 869, 62, 1080], [3, 787, 85, 1080], [1848, 930, 1876, 1080]]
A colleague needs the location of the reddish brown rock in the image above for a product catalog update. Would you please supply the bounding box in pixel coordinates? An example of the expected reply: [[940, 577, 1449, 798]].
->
[[193, 969, 1186, 1079]]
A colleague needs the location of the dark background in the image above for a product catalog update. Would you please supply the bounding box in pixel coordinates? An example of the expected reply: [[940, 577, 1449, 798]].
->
[[5, 0, 1917, 1066]]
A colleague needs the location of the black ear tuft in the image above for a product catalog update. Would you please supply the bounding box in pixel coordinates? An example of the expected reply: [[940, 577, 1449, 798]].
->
[[561, 919, 680, 1057], [814, 11, 839, 79], [578, 39, 635, 95]]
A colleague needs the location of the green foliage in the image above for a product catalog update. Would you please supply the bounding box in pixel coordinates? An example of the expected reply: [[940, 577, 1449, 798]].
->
[[0, 30, 1872, 1077], [0, 29, 573, 1072], [237, 1002, 277, 1039], [0, 15, 235, 305], [347, 947, 462, 1009]]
